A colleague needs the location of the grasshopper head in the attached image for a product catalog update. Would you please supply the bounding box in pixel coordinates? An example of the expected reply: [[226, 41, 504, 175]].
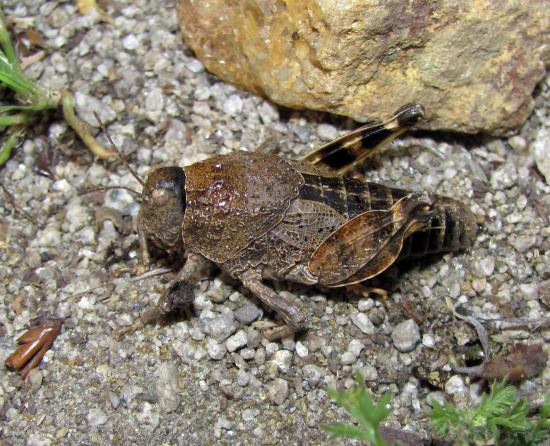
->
[[139, 166, 187, 252]]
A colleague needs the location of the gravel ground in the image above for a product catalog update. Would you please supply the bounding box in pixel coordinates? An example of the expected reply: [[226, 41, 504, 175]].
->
[[1, 1, 550, 445]]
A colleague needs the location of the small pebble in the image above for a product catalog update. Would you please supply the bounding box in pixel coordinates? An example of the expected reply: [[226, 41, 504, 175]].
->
[[341, 351, 357, 365], [26, 369, 43, 393], [265, 342, 280, 356], [422, 333, 436, 348], [302, 364, 323, 386], [351, 312, 376, 335], [271, 350, 293, 373], [445, 375, 467, 400], [234, 303, 262, 324], [225, 330, 248, 352], [137, 402, 160, 432], [122, 34, 140, 50], [392, 319, 421, 352], [295, 341, 309, 358], [87, 408, 107, 427], [236, 369, 250, 387], [473, 256, 495, 277], [317, 123, 338, 141], [223, 94, 244, 116], [267, 378, 289, 405], [155, 362, 181, 412], [347, 339, 364, 356], [240, 347, 256, 360]]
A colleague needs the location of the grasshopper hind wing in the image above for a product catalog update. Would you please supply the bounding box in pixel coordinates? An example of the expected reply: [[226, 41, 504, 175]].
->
[[308, 192, 434, 287]]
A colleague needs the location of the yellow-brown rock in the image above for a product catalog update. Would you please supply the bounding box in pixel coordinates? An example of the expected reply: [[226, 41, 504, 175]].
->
[[178, 0, 550, 134]]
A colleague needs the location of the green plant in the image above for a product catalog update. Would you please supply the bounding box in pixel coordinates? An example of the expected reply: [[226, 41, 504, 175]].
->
[[428, 381, 550, 446], [0, 9, 113, 166], [322, 373, 392, 446], [323, 376, 550, 446]]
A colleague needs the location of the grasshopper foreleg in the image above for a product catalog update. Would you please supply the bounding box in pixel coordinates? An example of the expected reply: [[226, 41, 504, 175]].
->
[[114, 251, 210, 339]]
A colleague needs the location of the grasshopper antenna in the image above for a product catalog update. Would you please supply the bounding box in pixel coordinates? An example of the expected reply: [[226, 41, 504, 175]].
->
[[93, 111, 145, 188], [78, 185, 142, 200]]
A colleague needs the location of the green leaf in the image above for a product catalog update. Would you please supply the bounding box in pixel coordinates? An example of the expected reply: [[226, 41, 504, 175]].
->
[[0, 54, 41, 99], [323, 373, 391, 446], [0, 131, 20, 166], [0, 10, 18, 65], [321, 422, 372, 440]]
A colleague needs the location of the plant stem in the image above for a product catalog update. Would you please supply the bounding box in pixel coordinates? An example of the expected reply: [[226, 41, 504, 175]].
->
[[61, 91, 115, 159], [0, 130, 21, 166]]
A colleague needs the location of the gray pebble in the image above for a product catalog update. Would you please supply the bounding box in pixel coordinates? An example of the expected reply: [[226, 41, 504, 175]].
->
[[357, 298, 374, 312], [295, 341, 309, 358], [223, 94, 243, 116], [265, 342, 279, 356], [86, 408, 107, 427], [267, 378, 289, 405], [445, 375, 467, 399], [511, 234, 537, 253], [137, 402, 160, 432], [190, 326, 205, 341], [155, 362, 180, 412], [236, 369, 250, 387], [317, 123, 339, 141], [206, 339, 226, 360], [199, 311, 237, 342], [533, 126, 550, 183], [240, 347, 256, 360], [271, 350, 293, 373], [225, 330, 248, 352], [108, 391, 120, 409], [255, 348, 266, 365], [74, 92, 116, 127], [391, 319, 421, 352], [473, 256, 495, 277], [347, 339, 364, 356], [359, 365, 379, 382], [186, 58, 204, 73], [242, 408, 259, 422], [234, 303, 262, 324], [122, 34, 140, 50], [302, 364, 324, 387], [351, 312, 376, 335], [26, 369, 43, 393], [341, 351, 357, 365]]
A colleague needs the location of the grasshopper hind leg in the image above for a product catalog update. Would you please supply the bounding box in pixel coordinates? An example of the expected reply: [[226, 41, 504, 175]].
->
[[239, 272, 307, 341], [303, 104, 424, 175]]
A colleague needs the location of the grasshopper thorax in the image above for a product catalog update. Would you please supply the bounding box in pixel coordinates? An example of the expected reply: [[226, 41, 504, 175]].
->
[[139, 166, 187, 252]]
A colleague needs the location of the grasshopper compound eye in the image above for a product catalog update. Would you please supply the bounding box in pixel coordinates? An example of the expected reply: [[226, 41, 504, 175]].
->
[[151, 188, 169, 206]]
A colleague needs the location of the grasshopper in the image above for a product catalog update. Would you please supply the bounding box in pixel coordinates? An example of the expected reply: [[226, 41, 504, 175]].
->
[[116, 104, 477, 340]]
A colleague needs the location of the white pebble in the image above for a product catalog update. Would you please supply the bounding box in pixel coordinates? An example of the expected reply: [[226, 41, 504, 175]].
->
[[295, 341, 309, 358], [225, 329, 247, 352], [341, 351, 357, 365], [392, 319, 421, 352], [86, 408, 107, 427], [271, 350, 293, 373], [351, 312, 375, 335], [122, 34, 140, 50], [222, 94, 243, 116], [422, 333, 436, 348], [317, 123, 338, 141]]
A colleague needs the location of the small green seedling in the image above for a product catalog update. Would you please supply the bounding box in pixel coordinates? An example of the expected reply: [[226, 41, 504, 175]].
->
[[322, 373, 392, 446], [0, 9, 113, 166], [428, 381, 550, 446]]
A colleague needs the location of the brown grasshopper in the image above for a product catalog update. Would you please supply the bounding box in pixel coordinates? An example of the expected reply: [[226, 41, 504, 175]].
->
[[115, 104, 477, 340]]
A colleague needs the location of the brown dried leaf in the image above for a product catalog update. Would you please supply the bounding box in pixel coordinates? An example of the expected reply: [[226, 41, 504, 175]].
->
[[479, 343, 547, 383]]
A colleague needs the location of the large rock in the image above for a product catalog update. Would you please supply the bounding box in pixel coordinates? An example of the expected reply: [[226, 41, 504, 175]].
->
[[177, 0, 550, 134]]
